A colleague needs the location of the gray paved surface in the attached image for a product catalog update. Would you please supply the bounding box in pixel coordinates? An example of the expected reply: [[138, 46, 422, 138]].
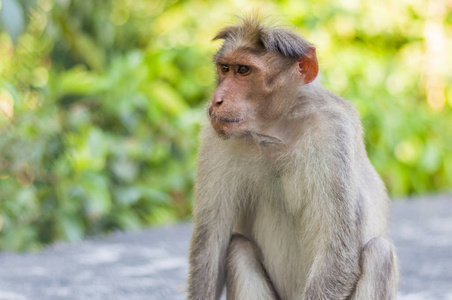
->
[[0, 194, 451, 300]]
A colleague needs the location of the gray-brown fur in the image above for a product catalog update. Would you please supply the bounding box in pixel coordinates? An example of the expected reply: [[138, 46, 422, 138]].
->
[[213, 16, 313, 62], [226, 234, 280, 300], [351, 237, 399, 299], [187, 15, 398, 300]]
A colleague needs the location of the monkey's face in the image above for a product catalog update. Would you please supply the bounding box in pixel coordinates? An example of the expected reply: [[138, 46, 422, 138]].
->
[[208, 64, 251, 137], [208, 52, 290, 138]]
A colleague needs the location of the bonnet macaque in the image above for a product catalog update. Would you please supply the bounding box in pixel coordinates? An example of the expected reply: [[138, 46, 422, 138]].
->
[[188, 16, 398, 300]]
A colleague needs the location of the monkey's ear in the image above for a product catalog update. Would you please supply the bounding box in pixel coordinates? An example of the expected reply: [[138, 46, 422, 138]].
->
[[297, 47, 319, 84]]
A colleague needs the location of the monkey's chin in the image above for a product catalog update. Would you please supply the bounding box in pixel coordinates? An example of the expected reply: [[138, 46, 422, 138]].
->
[[210, 120, 244, 139]]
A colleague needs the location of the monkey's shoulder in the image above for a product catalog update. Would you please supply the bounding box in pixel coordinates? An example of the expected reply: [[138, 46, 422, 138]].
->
[[301, 106, 362, 143]]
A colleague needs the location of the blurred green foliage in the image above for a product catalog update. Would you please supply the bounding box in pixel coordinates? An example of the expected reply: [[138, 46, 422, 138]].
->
[[0, 0, 451, 251]]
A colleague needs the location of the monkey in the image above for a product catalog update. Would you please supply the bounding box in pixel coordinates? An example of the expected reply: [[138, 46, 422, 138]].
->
[[187, 15, 399, 300]]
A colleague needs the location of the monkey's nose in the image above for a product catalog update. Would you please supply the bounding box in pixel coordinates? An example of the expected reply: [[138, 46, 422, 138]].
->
[[214, 98, 223, 107]]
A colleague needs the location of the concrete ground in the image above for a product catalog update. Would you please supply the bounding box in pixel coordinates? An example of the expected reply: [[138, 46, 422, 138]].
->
[[0, 194, 451, 300]]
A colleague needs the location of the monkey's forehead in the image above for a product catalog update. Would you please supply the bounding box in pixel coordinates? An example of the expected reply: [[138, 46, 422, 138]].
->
[[213, 42, 287, 67], [214, 47, 262, 63]]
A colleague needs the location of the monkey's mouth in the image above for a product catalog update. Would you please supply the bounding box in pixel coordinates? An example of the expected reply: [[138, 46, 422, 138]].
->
[[212, 118, 242, 123], [209, 115, 243, 124], [210, 115, 244, 137]]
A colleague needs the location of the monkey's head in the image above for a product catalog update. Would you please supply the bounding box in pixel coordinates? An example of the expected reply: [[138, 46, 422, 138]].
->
[[208, 16, 319, 139]]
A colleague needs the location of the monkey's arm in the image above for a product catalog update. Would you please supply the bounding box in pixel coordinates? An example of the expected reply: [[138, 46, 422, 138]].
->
[[187, 217, 232, 300], [301, 131, 362, 300], [187, 143, 237, 300], [302, 221, 361, 300]]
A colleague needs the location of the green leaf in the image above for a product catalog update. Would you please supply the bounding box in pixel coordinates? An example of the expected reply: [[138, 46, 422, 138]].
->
[[81, 172, 112, 218], [149, 81, 188, 115], [57, 215, 84, 242]]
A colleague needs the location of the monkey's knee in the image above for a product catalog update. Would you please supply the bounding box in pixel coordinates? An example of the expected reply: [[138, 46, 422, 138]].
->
[[361, 237, 397, 277], [353, 237, 398, 300], [226, 234, 278, 300], [227, 234, 261, 275], [227, 234, 257, 262]]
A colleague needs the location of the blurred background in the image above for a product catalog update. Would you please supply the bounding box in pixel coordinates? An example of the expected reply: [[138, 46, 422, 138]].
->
[[0, 0, 451, 252]]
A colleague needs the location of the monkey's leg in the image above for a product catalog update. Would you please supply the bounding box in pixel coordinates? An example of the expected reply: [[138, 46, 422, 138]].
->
[[226, 234, 279, 300], [351, 237, 399, 300]]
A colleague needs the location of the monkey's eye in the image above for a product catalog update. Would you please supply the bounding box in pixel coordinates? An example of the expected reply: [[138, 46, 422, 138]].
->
[[237, 65, 251, 75], [220, 65, 229, 73]]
